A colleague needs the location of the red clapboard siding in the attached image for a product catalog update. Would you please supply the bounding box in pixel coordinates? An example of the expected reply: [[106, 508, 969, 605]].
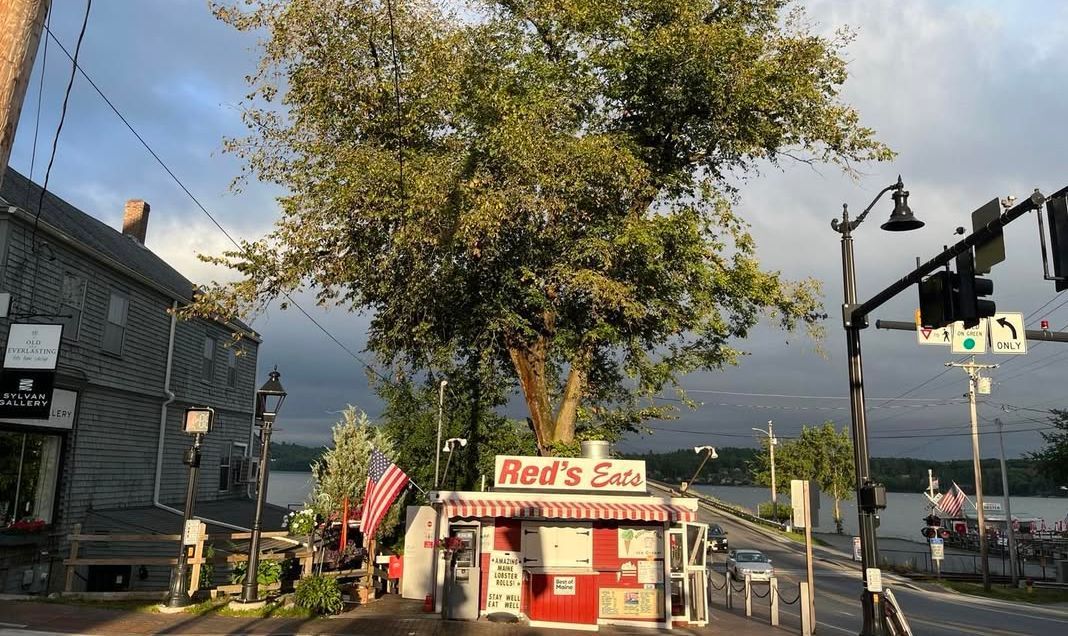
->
[[527, 573, 598, 624], [496, 518, 522, 551]]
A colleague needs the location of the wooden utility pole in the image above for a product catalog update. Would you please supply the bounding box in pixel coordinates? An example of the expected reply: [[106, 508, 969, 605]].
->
[[0, 0, 51, 190]]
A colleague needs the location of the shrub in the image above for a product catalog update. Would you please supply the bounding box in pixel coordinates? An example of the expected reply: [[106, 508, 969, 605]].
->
[[295, 574, 343, 615], [231, 559, 282, 586], [199, 544, 215, 589], [758, 501, 792, 523]]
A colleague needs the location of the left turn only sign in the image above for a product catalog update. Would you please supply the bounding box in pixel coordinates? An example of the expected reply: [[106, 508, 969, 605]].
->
[[990, 312, 1026, 355]]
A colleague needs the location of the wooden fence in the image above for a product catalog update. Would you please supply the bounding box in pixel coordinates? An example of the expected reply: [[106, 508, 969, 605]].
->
[[63, 522, 313, 598]]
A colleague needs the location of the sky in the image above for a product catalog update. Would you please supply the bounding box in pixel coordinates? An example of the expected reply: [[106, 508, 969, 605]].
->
[[9, 0, 1068, 464]]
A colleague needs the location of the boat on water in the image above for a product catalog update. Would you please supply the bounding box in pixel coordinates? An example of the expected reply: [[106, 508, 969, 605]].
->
[[920, 472, 1067, 552]]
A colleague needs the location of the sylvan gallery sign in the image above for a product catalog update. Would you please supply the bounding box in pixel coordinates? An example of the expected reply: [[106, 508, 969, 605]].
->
[[494, 455, 646, 493]]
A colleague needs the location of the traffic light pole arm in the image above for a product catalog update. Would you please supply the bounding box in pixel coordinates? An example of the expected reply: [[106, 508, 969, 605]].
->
[[850, 190, 1049, 326], [875, 319, 1068, 343]]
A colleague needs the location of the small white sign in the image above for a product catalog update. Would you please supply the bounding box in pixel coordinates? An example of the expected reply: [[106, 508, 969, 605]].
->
[[983, 501, 1002, 512], [486, 551, 522, 614], [852, 537, 862, 562], [182, 520, 202, 546], [930, 538, 944, 561], [990, 312, 1026, 355], [917, 325, 952, 346], [4, 324, 63, 370], [951, 321, 988, 354], [637, 560, 661, 584], [554, 576, 576, 596], [866, 567, 883, 593]]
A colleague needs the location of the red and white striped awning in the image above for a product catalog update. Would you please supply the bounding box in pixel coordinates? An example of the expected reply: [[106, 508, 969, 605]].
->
[[443, 497, 695, 522]]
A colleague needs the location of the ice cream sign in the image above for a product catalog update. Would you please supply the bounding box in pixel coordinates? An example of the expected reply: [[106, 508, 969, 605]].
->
[[494, 455, 646, 493]]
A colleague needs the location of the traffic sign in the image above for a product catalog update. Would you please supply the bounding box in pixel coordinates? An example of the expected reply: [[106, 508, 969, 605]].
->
[[917, 325, 951, 346], [930, 537, 944, 561], [990, 312, 1026, 355], [951, 320, 987, 354]]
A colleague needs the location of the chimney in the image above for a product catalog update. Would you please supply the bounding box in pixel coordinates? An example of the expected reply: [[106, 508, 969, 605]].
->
[[122, 199, 151, 243]]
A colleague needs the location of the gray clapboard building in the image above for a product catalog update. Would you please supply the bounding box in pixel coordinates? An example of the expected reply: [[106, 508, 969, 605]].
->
[[0, 167, 282, 593]]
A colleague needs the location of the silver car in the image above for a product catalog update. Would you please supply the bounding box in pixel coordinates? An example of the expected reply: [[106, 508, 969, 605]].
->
[[726, 549, 774, 581]]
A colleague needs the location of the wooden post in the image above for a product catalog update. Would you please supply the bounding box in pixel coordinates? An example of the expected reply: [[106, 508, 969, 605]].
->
[[340, 496, 349, 553], [770, 577, 779, 627], [189, 522, 206, 595], [724, 572, 731, 608], [302, 533, 314, 577], [800, 582, 813, 636], [64, 523, 81, 593], [803, 480, 817, 628], [744, 574, 752, 617], [0, 0, 50, 188]]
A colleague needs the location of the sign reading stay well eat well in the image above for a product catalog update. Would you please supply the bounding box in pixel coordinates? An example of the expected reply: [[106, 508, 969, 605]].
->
[[494, 455, 646, 493]]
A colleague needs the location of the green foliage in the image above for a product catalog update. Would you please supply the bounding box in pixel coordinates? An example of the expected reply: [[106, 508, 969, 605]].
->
[[312, 408, 403, 537], [195, 0, 890, 452], [294, 574, 344, 615], [285, 509, 316, 536], [199, 544, 215, 590], [757, 501, 791, 523], [632, 447, 760, 485], [230, 559, 281, 586], [1030, 410, 1068, 487], [270, 441, 325, 471]]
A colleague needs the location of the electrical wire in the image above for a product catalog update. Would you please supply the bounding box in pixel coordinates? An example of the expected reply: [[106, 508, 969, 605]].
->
[[26, 0, 91, 315], [681, 389, 956, 402], [26, 4, 51, 187], [42, 24, 389, 383]]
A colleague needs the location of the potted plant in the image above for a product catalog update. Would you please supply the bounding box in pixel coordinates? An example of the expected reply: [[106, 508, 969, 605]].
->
[[0, 518, 49, 547]]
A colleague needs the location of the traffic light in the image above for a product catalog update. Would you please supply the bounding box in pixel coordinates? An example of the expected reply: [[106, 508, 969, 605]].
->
[[918, 270, 954, 328], [1046, 194, 1068, 292], [954, 250, 995, 328]]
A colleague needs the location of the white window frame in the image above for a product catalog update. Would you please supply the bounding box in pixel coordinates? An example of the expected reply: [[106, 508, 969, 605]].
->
[[219, 441, 248, 492], [102, 291, 129, 355], [60, 273, 87, 341]]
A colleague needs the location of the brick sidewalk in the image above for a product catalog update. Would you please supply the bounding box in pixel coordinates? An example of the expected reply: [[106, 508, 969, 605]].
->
[[0, 596, 790, 635]]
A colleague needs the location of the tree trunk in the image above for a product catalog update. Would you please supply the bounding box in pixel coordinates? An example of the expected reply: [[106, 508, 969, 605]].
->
[[508, 337, 555, 454], [833, 484, 843, 534], [552, 364, 584, 444]]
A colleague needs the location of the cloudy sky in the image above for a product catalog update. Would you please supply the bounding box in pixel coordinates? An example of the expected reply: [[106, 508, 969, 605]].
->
[[10, 0, 1068, 462]]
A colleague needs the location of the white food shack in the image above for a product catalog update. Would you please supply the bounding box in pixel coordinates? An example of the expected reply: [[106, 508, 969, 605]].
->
[[402, 444, 708, 630]]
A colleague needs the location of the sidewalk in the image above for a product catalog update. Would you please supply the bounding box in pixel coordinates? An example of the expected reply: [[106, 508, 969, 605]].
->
[[0, 596, 792, 636]]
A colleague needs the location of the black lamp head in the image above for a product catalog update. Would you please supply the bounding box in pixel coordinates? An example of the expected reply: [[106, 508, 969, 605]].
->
[[255, 367, 287, 421], [881, 185, 924, 232]]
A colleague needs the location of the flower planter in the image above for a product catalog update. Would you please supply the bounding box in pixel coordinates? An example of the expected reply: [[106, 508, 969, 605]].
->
[[0, 533, 47, 548]]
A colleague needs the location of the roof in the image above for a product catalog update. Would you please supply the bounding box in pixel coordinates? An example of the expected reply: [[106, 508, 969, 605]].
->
[[431, 489, 697, 523], [84, 500, 291, 535], [0, 167, 257, 337]]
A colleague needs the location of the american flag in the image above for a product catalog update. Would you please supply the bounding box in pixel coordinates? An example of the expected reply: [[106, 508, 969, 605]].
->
[[937, 482, 967, 518], [359, 448, 409, 541]]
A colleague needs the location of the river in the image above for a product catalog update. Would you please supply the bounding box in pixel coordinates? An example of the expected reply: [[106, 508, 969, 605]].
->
[[267, 471, 1068, 543]]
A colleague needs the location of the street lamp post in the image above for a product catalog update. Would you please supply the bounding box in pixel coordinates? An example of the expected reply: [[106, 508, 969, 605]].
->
[[831, 176, 924, 636], [239, 368, 287, 605], [680, 445, 718, 493], [441, 437, 467, 489], [752, 421, 778, 516], [434, 379, 448, 488], [163, 407, 215, 609]]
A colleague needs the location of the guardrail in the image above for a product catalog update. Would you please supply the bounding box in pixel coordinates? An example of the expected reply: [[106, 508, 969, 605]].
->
[[649, 480, 788, 531]]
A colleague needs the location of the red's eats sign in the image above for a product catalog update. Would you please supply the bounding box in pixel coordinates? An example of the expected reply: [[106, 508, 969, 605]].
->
[[493, 455, 646, 493]]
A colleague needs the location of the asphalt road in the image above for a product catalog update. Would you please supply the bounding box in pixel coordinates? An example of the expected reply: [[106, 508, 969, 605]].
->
[[692, 495, 1068, 635]]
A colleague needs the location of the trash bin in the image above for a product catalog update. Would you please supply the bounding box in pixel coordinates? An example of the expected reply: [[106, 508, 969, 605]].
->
[[1056, 559, 1068, 584]]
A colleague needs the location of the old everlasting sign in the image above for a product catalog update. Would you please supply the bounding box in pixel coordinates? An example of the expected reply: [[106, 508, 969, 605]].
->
[[494, 455, 646, 493], [4, 324, 62, 370]]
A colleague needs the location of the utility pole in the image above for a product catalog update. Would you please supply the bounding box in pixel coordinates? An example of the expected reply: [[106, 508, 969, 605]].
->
[[946, 358, 997, 592], [0, 0, 51, 189], [996, 418, 1019, 586], [753, 421, 777, 517]]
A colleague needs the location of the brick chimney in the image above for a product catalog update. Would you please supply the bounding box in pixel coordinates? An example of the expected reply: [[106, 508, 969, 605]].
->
[[122, 199, 151, 243]]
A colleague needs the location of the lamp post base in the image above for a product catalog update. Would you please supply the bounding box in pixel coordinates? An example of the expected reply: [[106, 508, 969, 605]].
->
[[229, 598, 268, 611]]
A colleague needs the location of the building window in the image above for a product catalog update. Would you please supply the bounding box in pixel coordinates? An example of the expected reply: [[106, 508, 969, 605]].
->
[[219, 442, 247, 492], [60, 274, 86, 341], [226, 347, 238, 388], [102, 292, 129, 355], [0, 431, 62, 525], [202, 337, 216, 383]]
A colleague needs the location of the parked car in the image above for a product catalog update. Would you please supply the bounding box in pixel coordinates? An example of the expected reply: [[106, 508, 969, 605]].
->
[[726, 549, 774, 581], [707, 524, 729, 553]]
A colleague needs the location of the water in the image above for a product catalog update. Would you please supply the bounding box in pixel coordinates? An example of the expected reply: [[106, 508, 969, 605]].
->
[[693, 484, 1068, 542], [267, 471, 1068, 544], [268, 471, 315, 508]]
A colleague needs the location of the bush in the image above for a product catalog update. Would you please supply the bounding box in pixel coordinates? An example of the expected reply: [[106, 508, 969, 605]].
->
[[758, 501, 792, 523], [295, 574, 343, 615], [231, 559, 282, 586], [199, 544, 215, 589]]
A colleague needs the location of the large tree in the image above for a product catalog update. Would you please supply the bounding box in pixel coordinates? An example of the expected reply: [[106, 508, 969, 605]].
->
[[751, 422, 855, 533], [1030, 409, 1068, 487], [197, 0, 890, 454]]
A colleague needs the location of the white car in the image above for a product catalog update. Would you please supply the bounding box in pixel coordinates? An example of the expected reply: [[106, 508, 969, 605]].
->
[[726, 549, 774, 581]]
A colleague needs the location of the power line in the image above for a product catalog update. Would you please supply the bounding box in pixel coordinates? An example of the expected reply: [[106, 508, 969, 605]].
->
[[682, 389, 958, 402], [42, 25, 387, 382]]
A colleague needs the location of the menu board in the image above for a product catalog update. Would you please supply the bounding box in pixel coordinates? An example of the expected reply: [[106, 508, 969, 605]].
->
[[599, 588, 663, 619], [636, 560, 661, 584], [618, 527, 663, 558], [485, 551, 522, 615]]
